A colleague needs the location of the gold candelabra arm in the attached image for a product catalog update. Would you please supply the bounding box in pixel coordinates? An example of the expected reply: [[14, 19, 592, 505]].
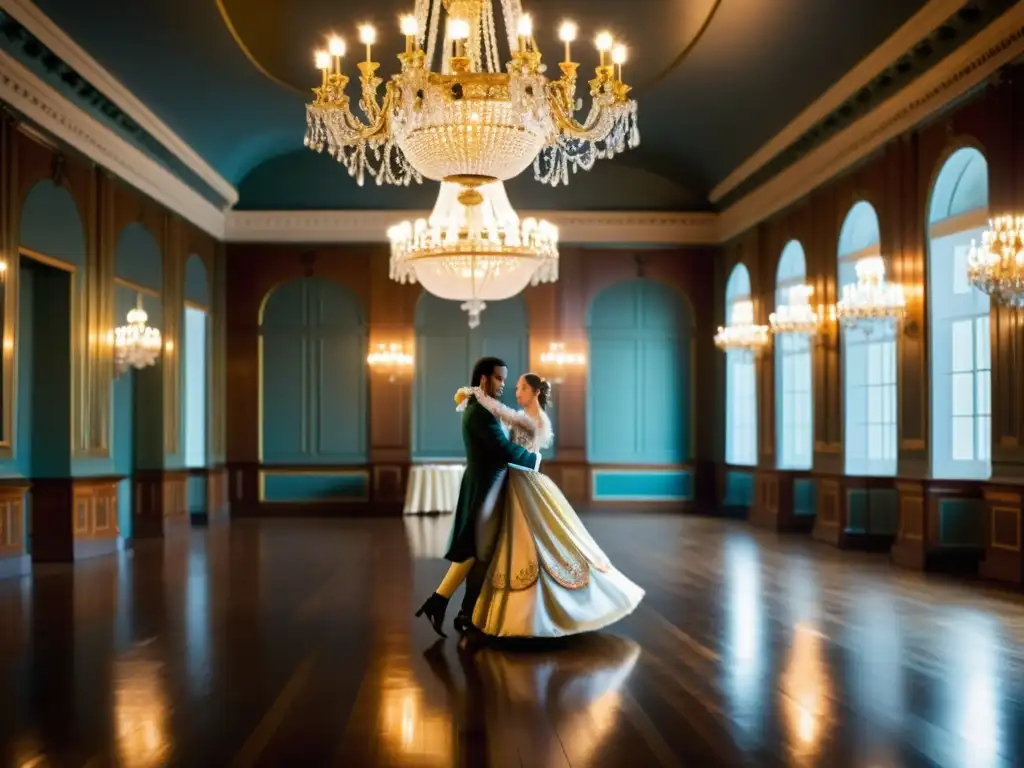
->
[[356, 61, 384, 120], [544, 81, 620, 141], [336, 80, 401, 142], [588, 64, 616, 98], [550, 61, 579, 113]]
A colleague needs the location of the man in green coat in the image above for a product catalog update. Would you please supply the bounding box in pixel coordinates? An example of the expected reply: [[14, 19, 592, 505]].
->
[[415, 356, 540, 637]]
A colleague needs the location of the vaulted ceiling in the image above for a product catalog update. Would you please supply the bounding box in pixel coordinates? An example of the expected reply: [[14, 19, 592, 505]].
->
[[4, 0, 1009, 211]]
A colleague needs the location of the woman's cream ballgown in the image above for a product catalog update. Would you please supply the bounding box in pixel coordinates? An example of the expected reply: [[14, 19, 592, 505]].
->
[[457, 388, 645, 638]]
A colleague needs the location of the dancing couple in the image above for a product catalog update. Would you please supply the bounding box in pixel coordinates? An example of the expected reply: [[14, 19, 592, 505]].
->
[[416, 356, 644, 639]]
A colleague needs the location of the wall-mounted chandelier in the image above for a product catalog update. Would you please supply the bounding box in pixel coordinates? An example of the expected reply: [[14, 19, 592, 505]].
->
[[538, 341, 585, 383], [114, 295, 162, 375], [769, 285, 835, 336], [388, 178, 558, 327], [967, 214, 1024, 307], [367, 342, 414, 382], [836, 256, 906, 331], [714, 300, 770, 355], [304, 0, 638, 188]]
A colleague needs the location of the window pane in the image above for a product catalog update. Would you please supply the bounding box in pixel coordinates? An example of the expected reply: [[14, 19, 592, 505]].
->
[[951, 372, 974, 416], [976, 370, 991, 416], [952, 416, 974, 461], [952, 245, 971, 294], [975, 315, 991, 370], [951, 320, 973, 372], [977, 417, 991, 462]]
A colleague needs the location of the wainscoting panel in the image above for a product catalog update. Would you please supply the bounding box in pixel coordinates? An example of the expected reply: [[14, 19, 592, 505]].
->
[[259, 469, 370, 504], [591, 467, 693, 503]]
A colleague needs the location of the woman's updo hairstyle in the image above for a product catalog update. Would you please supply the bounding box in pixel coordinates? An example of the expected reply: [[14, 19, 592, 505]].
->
[[523, 372, 552, 410]]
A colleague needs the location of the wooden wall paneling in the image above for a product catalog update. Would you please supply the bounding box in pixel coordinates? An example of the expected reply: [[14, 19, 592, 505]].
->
[[0, 117, 17, 462]]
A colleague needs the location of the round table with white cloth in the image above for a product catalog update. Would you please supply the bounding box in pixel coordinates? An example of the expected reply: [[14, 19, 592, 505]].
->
[[403, 464, 466, 515]]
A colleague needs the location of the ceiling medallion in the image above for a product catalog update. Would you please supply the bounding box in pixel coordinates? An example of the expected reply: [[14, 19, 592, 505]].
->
[[388, 177, 558, 327], [968, 214, 1024, 307], [114, 294, 162, 375], [835, 256, 906, 332], [714, 300, 770, 356], [304, 0, 639, 188]]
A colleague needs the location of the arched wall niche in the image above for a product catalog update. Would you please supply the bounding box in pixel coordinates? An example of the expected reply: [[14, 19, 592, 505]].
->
[[586, 278, 693, 465], [259, 277, 368, 465], [412, 292, 529, 460]]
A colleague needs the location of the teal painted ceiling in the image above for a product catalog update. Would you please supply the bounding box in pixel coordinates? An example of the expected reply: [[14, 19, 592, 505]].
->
[[10, 0, 1005, 211]]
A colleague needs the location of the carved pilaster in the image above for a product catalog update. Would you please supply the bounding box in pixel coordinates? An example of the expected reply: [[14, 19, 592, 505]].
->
[[0, 115, 18, 460], [161, 215, 183, 462]]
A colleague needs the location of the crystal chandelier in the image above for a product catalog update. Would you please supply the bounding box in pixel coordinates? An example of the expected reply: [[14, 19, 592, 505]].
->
[[539, 341, 585, 383], [388, 177, 558, 327], [304, 0, 639, 188], [714, 300, 770, 355], [836, 256, 906, 331], [968, 214, 1024, 307], [769, 285, 834, 336], [114, 295, 162, 374], [367, 342, 414, 382]]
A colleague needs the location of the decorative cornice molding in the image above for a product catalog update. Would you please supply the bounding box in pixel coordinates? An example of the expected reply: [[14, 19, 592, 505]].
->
[[0, 0, 239, 208], [716, 4, 1024, 243], [0, 48, 226, 238], [710, 0, 967, 203], [224, 210, 720, 245]]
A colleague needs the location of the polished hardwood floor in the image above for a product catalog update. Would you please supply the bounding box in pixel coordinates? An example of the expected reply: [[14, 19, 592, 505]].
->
[[1, 513, 1023, 767]]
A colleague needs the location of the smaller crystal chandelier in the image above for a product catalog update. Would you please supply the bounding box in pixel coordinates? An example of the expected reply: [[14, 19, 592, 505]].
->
[[114, 294, 161, 374], [367, 343, 414, 383], [836, 256, 906, 331], [538, 342, 585, 383], [388, 179, 558, 328], [769, 285, 836, 336], [715, 299, 770, 355], [968, 214, 1024, 307]]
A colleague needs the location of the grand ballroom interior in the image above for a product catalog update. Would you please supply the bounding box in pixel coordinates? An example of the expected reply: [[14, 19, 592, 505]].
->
[[0, 0, 1023, 765]]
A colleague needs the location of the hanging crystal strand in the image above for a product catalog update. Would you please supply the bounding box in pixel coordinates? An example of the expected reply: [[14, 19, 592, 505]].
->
[[500, 0, 518, 60], [415, 0, 430, 50]]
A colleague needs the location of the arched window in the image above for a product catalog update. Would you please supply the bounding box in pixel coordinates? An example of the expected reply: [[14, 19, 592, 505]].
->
[[839, 202, 896, 476], [725, 264, 757, 466], [183, 255, 210, 470], [927, 147, 990, 480], [774, 241, 812, 470]]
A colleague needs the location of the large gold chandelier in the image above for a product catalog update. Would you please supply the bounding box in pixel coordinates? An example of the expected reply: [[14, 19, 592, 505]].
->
[[304, 0, 639, 188], [836, 256, 906, 331], [714, 300, 770, 356], [968, 214, 1024, 307], [388, 177, 558, 327]]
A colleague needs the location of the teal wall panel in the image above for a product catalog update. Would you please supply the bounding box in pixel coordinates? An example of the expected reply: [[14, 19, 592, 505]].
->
[[20, 181, 85, 267], [413, 294, 527, 460], [723, 470, 754, 507], [260, 278, 367, 465], [592, 469, 693, 501], [184, 255, 210, 306], [187, 473, 207, 514], [845, 488, 899, 535], [794, 478, 816, 516], [26, 262, 71, 478], [587, 279, 692, 464], [938, 498, 986, 548], [114, 223, 162, 290], [261, 471, 369, 503]]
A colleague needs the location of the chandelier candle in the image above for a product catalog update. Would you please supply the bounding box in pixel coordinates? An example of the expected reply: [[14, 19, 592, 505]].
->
[[303, 0, 639, 187]]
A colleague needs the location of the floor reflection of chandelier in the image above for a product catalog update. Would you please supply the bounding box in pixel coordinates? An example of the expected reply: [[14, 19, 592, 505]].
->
[[836, 256, 906, 331], [714, 300, 770, 355], [114, 295, 162, 374], [388, 178, 558, 327], [968, 214, 1024, 307], [304, 0, 638, 188]]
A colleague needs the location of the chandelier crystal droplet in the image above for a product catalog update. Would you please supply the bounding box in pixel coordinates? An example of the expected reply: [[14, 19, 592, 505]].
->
[[304, 0, 639, 188]]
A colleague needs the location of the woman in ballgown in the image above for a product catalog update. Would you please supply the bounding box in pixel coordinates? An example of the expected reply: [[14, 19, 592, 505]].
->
[[453, 374, 644, 638]]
